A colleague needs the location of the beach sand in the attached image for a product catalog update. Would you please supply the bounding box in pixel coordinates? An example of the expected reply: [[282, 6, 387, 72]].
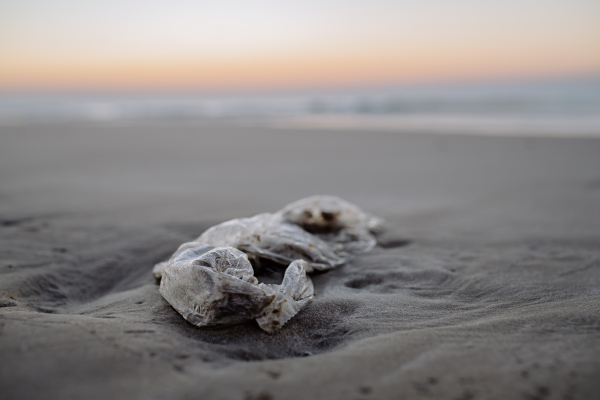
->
[[1, 120, 599, 399]]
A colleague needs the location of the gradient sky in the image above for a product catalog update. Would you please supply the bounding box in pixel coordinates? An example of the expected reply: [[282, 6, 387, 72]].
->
[[1, 0, 599, 91]]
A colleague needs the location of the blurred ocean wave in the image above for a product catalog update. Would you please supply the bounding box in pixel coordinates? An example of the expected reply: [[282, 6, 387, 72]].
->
[[267, 114, 600, 137], [1, 77, 599, 137]]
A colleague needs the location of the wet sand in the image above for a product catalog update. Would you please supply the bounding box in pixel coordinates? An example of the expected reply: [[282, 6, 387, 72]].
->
[[1, 120, 599, 399]]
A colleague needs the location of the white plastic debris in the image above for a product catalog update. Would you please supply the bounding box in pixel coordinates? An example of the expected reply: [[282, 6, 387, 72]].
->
[[278, 195, 382, 233], [152, 241, 214, 281], [197, 213, 345, 272], [255, 259, 314, 333], [154, 195, 380, 333], [159, 246, 314, 332], [276, 195, 382, 258]]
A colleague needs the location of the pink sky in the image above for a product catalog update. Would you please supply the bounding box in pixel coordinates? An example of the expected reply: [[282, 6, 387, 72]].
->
[[1, 0, 599, 91]]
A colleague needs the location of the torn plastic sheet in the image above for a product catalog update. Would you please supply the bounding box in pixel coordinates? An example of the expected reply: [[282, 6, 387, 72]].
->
[[197, 195, 381, 272], [159, 246, 314, 332], [154, 195, 380, 333], [152, 241, 214, 281], [197, 213, 344, 272], [277, 195, 383, 258]]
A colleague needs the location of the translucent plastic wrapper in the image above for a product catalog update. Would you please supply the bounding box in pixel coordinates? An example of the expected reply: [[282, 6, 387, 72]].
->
[[277, 195, 383, 258], [159, 246, 314, 333], [278, 195, 382, 233], [154, 195, 379, 333], [255, 259, 314, 333], [197, 213, 344, 272], [197, 195, 381, 271], [152, 241, 214, 281]]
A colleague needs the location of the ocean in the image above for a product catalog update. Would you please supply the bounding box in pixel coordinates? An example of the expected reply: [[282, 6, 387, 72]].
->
[[1, 77, 599, 137]]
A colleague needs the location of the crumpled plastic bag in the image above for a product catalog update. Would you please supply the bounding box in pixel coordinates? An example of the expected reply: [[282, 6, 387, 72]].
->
[[197, 213, 344, 272], [153, 195, 380, 333], [197, 195, 381, 271], [278, 195, 382, 233], [159, 245, 314, 333], [276, 195, 383, 258], [255, 259, 314, 333], [152, 241, 214, 281]]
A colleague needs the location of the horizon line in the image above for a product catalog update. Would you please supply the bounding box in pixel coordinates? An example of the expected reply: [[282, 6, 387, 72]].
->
[[1, 71, 599, 96]]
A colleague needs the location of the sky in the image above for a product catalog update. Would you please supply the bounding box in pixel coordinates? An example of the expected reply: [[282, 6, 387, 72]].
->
[[1, 0, 599, 91]]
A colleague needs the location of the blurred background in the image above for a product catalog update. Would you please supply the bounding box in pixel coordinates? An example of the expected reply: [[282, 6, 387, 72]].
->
[[1, 0, 599, 136]]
